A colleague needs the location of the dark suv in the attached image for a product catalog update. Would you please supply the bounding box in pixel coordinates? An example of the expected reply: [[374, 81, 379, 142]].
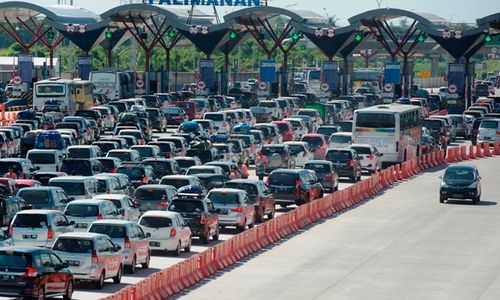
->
[[225, 179, 276, 222], [256, 145, 294, 180], [325, 148, 362, 182], [304, 160, 339, 192], [267, 169, 324, 207], [168, 196, 220, 244], [117, 163, 157, 187], [0, 247, 74, 300]]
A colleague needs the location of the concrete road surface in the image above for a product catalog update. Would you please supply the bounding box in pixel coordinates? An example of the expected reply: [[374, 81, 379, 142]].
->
[[179, 156, 500, 300]]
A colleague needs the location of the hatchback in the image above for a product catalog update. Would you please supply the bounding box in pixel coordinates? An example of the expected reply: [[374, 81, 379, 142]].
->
[[92, 194, 141, 222], [325, 148, 362, 182], [52, 232, 123, 288], [133, 185, 178, 212], [349, 144, 383, 174], [207, 188, 255, 232], [301, 134, 329, 159], [304, 160, 339, 192], [478, 118, 500, 144], [267, 169, 324, 207], [64, 200, 121, 231], [117, 164, 156, 187], [225, 179, 276, 222], [440, 164, 482, 204]]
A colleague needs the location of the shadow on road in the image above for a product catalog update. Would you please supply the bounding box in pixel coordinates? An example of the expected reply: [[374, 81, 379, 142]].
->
[[445, 199, 497, 206]]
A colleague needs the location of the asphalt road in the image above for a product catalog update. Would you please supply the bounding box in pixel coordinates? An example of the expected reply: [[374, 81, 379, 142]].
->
[[178, 156, 500, 300]]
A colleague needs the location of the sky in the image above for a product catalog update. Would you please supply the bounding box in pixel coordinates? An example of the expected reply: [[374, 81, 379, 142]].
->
[[2, 0, 498, 25]]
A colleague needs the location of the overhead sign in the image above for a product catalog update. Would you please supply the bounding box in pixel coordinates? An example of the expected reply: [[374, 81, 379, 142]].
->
[[260, 60, 276, 82], [66, 24, 87, 34], [199, 59, 215, 90], [384, 60, 401, 84], [197, 81, 206, 90], [447, 63, 465, 94], [136, 79, 144, 88], [320, 83, 329, 92], [441, 30, 452, 39], [448, 84, 457, 93], [150, 0, 261, 6], [321, 60, 338, 93], [258, 81, 267, 91]]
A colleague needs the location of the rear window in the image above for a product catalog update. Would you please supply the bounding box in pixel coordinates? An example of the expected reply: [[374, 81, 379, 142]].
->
[[134, 188, 166, 200], [224, 183, 258, 196], [50, 182, 85, 196], [13, 213, 48, 228], [258, 101, 277, 108], [480, 120, 499, 129], [53, 238, 94, 253], [17, 190, 49, 205], [160, 179, 189, 189], [350, 147, 372, 155], [208, 192, 240, 205], [134, 148, 153, 158], [68, 148, 90, 159], [0, 252, 29, 268], [145, 161, 173, 175], [298, 110, 316, 117], [268, 172, 298, 186], [423, 120, 443, 129], [302, 136, 324, 148], [305, 164, 331, 173], [205, 114, 224, 121], [120, 131, 142, 139], [261, 146, 286, 155], [330, 135, 352, 144], [61, 161, 92, 176], [187, 168, 215, 175], [139, 216, 172, 228], [317, 127, 339, 136], [89, 224, 126, 238], [275, 123, 289, 134], [108, 152, 132, 162], [355, 113, 395, 128], [28, 153, 56, 164], [326, 150, 352, 160], [168, 200, 204, 213]]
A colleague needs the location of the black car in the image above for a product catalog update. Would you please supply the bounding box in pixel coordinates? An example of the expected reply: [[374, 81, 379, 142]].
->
[[143, 158, 180, 177], [0, 247, 74, 299], [92, 141, 120, 155], [148, 141, 178, 158], [471, 117, 484, 145], [316, 125, 342, 139], [185, 148, 219, 164], [256, 145, 294, 180], [164, 107, 189, 125], [304, 160, 339, 192], [117, 163, 157, 187], [133, 184, 178, 212], [146, 108, 167, 132], [96, 157, 122, 173], [192, 174, 230, 191], [440, 165, 482, 204], [61, 158, 103, 176], [325, 149, 362, 182], [168, 195, 220, 244], [267, 169, 324, 207], [334, 120, 353, 133]]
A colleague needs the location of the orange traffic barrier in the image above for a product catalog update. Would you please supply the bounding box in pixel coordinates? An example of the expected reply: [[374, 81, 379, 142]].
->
[[469, 145, 476, 160], [484, 143, 492, 157], [493, 143, 500, 156], [477, 143, 484, 158], [395, 164, 403, 181], [447, 148, 455, 163], [461, 146, 468, 160]]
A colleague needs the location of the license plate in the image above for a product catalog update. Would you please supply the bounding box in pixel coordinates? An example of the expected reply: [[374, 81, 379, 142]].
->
[[22, 234, 37, 239], [0, 274, 15, 281], [76, 223, 88, 228], [66, 260, 80, 266], [452, 194, 463, 198], [149, 242, 160, 247]]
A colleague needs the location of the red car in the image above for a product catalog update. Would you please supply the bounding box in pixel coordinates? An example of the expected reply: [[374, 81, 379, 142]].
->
[[301, 134, 329, 159], [15, 179, 42, 190]]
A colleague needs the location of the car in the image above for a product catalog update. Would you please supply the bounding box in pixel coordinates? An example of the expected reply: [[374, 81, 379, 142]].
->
[[301, 134, 329, 160], [93, 194, 141, 222], [304, 160, 339, 192], [130, 145, 161, 160], [159, 175, 202, 190], [26, 149, 63, 173], [271, 121, 295, 142], [225, 179, 276, 222], [207, 188, 255, 231], [133, 185, 178, 213], [229, 134, 257, 163], [253, 123, 282, 144], [16, 186, 72, 211], [60, 157, 104, 176], [0, 158, 38, 179], [146, 108, 168, 132], [139, 211, 192, 255], [440, 164, 482, 204], [107, 149, 142, 163], [334, 120, 354, 133], [192, 119, 218, 136], [203, 112, 231, 133], [447, 114, 471, 139], [186, 165, 225, 176], [192, 174, 230, 191], [349, 144, 383, 174], [94, 175, 124, 194], [477, 118, 500, 144], [52, 232, 123, 288], [213, 143, 239, 163], [429, 116, 457, 142], [173, 157, 202, 174], [167, 195, 219, 244], [96, 157, 122, 173], [158, 137, 189, 157], [297, 109, 323, 126], [88, 220, 150, 273], [250, 107, 273, 123], [96, 173, 134, 197], [325, 148, 363, 182], [64, 199, 121, 231], [267, 169, 324, 207], [257, 100, 281, 120], [48, 176, 100, 200], [283, 141, 314, 168], [0, 247, 74, 300], [256, 144, 295, 180], [92, 141, 121, 155], [148, 141, 178, 158], [328, 132, 353, 149], [0, 196, 30, 228], [316, 125, 342, 139], [10, 209, 75, 247], [283, 117, 308, 138], [205, 161, 241, 179], [143, 158, 180, 178], [117, 129, 146, 145]]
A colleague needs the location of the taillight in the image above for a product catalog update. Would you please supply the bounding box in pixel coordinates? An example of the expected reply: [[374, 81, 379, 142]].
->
[[367, 154, 375, 159], [324, 173, 333, 180], [496, 131, 500, 136], [349, 160, 356, 166], [124, 236, 131, 248], [169, 228, 177, 237], [422, 144, 427, 150], [159, 201, 169, 208], [47, 226, 53, 240], [91, 251, 99, 263], [97, 214, 103, 220], [141, 176, 148, 184], [133, 199, 140, 207], [22, 267, 38, 278], [110, 168, 117, 173], [231, 206, 243, 213]]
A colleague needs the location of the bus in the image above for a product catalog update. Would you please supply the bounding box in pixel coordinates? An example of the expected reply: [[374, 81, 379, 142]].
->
[[352, 104, 422, 165], [90, 70, 134, 101], [33, 78, 94, 115]]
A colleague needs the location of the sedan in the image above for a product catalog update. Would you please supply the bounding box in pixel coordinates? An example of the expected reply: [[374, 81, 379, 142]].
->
[[440, 164, 482, 205]]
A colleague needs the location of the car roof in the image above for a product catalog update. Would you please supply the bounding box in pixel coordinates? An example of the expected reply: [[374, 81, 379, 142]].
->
[[161, 175, 196, 180], [58, 232, 109, 240], [350, 144, 373, 148], [209, 188, 245, 194], [91, 220, 133, 225], [140, 211, 180, 218], [93, 194, 128, 200], [331, 132, 352, 136], [227, 179, 262, 185], [67, 199, 109, 205], [18, 186, 61, 191], [0, 246, 52, 254], [17, 209, 59, 215], [137, 184, 175, 190], [270, 168, 303, 174], [305, 160, 334, 165], [49, 176, 94, 182], [447, 164, 477, 170]]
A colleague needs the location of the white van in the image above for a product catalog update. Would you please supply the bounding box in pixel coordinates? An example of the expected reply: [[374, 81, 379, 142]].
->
[[48, 176, 100, 200], [478, 119, 500, 144], [27, 149, 63, 172], [204, 112, 230, 133]]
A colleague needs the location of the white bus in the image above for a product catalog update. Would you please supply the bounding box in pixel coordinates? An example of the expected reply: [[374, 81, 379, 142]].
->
[[352, 104, 422, 164], [33, 78, 94, 115], [90, 71, 134, 101]]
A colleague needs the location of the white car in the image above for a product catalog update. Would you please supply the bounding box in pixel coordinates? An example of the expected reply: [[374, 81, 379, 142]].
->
[[10, 210, 75, 248], [93, 194, 141, 222], [26, 149, 63, 172], [328, 132, 353, 149], [186, 165, 225, 176], [349, 144, 383, 174], [139, 211, 192, 256], [52, 232, 123, 289], [64, 199, 122, 232], [283, 141, 314, 168], [258, 100, 281, 120], [283, 118, 308, 139]]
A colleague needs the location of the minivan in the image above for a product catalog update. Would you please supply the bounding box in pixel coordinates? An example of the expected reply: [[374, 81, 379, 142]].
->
[[64, 199, 121, 231], [27, 149, 63, 172], [16, 186, 71, 211], [478, 118, 500, 144], [49, 176, 100, 200]]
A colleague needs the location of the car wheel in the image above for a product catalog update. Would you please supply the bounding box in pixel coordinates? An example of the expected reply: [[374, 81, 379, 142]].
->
[[112, 266, 122, 284], [172, 242, 181, 257], [95, 271, 105, 289], [141, 252, 150, 269], [351, 175, 357, 183], [201, 233, 209, 245], [63, 281, 73, 300], [126, 256, 136, 274], [267, 207, 275, 220], [334, 184, 339, 192], [213, 227, 220, 241], [184, 237, 192, 252], [440, 196, 446, 203], [35, 285, 45, 300], [249, 215, 255, 229], [236, 221, 246, 233]]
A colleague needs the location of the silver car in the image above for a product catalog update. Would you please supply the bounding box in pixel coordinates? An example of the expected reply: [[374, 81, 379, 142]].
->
[[207, 188, 255, 232], [52, 232, 123, 289], [64, 199, 121, 232], [92, 194, 141, 222], [349, 144, 383, 174]]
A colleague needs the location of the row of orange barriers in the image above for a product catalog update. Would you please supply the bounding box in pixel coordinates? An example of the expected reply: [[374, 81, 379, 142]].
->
[[102, 142, 500, 300]]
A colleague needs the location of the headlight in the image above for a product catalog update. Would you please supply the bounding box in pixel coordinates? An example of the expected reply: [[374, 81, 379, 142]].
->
[[441, 182, 449, 188], [467, 183, 477, 189]]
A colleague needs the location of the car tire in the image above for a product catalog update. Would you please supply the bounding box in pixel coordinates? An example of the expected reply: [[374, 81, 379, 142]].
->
[[141, 252, 150, 269], [63, 281, 73, 300], [213, 227, 220, 241], [201, 233, 209, 245], [173, 242, 181, 257], [112, 266, 122, 284], [236, 221, 246, 233], [334, 184, 339, 192], [351, 175, 357, 183], [35, 285, 45, 300], [440, 196, 446, 203], [184, 237, 192, 252], [267, 207, 275, 220], [255, 209, 263, 223], [95, 271, 105, 289], [126, 256, 136, 274]]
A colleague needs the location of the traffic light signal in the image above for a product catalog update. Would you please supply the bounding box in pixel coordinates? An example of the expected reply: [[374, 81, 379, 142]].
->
[[291, 32, 300, 41], [485, 34, 492, 42], [354, 32, 363, 42], [167, 30, 176, 39], [417, 34, 425, 42], [228, 31, 237, 40], [105, 31, 112, 39]]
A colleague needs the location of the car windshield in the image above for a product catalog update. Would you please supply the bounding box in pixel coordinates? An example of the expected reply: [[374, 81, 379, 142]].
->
[[175, 160, 196, 169], [423, 120, 443, 129], [27, 153, 55, 164], [139, 216, 172, 228], [302, 136, 324, 148], [98, 160, 116, 172], [17, 190, 49, 205], [444, 168, 475, 180], [268, 172, 297, 186], [205, 114, 224, 121], [330, 135, 352, 144], [350, 147, 372, 155], [188, 169, 215, 175], [305, 164, 331, 173], [480, 120, 499, 129], [208, 192, 240, 205], [287, 144, 305, 154], [53, 238, 94, 253], [108, 152, 132, 161], [135, 188, 166, 200], [0, 162, 23, 175], [134, 148, 153, 157], [164, 108, 181, 114], [274, 123, 289, 134], [224, 183, 258, 196], [168, 200, 204, 214], [261, 147, 285, 155], [326, 150, 352, 161], [160, 179, 190, 189], [13, 214, 48, 228], [0, 252, 29, 268], [145, 161, 173, 175], [50, 182, 85, 196], [89, 224, 126, 238], [118, 167, 144, 180]]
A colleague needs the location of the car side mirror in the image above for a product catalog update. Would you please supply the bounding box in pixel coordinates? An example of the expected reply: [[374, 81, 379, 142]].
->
[[146, 232, 152, 238], [68, 197, 75, 201], [62, 262, 69, 269], [379, 153, 383, 157], [69, 221, 75, 226], [115, 245, 122, 252]]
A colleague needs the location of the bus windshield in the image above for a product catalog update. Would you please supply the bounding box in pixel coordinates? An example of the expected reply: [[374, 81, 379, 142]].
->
[[36, 84, 65, 96], [355, 113, 395, 128]]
